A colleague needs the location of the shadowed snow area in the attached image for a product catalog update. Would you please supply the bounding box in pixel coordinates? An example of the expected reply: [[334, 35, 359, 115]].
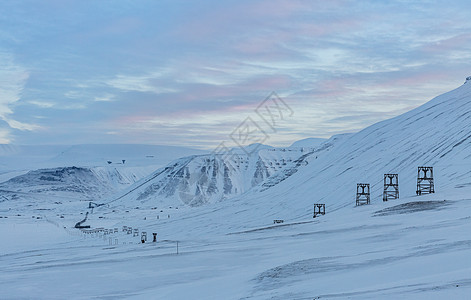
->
[[1, 81, 471, 299], [373, 200, 451, 216]]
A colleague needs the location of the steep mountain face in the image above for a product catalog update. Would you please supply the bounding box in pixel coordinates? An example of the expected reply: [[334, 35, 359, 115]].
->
[[230, 78, 471, 220], [108, 140, 345, 207], [0, 166, 152, 201]]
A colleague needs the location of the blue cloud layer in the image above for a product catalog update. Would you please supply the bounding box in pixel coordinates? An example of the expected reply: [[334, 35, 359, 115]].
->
[[1, 0, 470, 147]]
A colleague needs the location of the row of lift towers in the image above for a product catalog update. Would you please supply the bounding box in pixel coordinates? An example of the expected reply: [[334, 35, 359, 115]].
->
[[313, 166, 434, 217], [356, 166, 435, 206]]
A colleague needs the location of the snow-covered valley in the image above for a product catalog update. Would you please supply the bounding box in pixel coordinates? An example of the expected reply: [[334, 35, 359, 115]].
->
[[1, 81, 471, 299], [1, 189, 470, 299]]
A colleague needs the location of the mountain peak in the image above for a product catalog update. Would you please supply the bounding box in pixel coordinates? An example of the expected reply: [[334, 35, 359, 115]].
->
[[230, 143, 274, 154]]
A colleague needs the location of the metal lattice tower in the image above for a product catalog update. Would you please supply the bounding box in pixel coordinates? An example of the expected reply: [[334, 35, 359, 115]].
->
[[383, 174, 399, 202], [356, 183, 370, 206], [313, 204, 325, 218], [417, 166, 434, 195]]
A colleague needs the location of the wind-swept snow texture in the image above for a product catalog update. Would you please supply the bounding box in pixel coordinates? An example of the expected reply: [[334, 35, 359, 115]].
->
[[1, 80, 471, 299]]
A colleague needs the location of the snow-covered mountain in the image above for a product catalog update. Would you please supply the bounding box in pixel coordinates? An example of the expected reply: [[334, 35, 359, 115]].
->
[[0, 144, 207, 202], [104, 141, 343, 207], [104, 77, 471, 216], [2, 79, 471, 299], [215, 77, 471, 223], [4, 79, 471, 214], [0, 166, 153, 201]]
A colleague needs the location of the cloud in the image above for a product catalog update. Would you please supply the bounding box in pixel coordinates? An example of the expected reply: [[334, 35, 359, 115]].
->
[[2, 1, 471, 146], [94, 93, 115, 102], [28, 100, 55, 108], [106, 73, 178, 94], [4, 119, 41, 131], [0, 52, 41, 139], [0, 53, 28, 116], [64, 90, 83, 99]]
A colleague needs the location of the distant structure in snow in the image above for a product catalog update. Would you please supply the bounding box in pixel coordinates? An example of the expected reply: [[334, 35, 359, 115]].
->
[[88, 202, 103, 209], [313, 203, 325, 218], [356, 183, 370, 206], [417, 167, 434, 195], [465, 76, 471, 84], [141, 232, 147, 243], [383, 174, 399, 202], [74, 212, 90, 229]]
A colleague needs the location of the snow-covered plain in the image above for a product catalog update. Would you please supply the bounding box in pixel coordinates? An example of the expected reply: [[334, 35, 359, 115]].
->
[[1, 81, 471, 299]]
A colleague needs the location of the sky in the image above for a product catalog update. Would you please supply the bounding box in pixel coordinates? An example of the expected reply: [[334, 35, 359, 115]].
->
[[1, 0, 471, 149]]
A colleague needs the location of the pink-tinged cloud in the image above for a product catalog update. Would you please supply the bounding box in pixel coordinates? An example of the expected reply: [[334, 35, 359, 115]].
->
[[6, 0, 471, 146]]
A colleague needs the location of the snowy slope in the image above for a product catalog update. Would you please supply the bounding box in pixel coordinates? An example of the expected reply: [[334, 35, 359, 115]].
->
[[1, 80, 471, 299], [1, 180, 470, 299], [97, 78, 471, 234], [289, 137, 327, 148], [232, 79, 471, 222], [0, 144, 206, 201], [104, 139, 344, 207], [97, 79, 471, 213], [0, 166, 154, 201]]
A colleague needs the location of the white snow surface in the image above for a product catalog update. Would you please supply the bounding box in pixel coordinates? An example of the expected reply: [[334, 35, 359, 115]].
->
[[1, 81, 471, 299], [289, 137, 327, 148]]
